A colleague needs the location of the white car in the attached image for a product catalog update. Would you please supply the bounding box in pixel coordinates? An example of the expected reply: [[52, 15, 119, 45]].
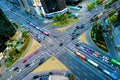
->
[[36, 27, 40, 30], [30, 62, 35, 66]]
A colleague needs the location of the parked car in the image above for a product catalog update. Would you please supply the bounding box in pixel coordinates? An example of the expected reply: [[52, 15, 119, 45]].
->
[[33, 75, 39, 79], [77, 5, 82, 8]]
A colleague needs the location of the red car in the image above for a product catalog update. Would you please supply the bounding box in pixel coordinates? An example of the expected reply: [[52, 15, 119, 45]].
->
[[23, 59, 27, 63], [34, 50, 39, 55], [44, 32, 49, 36]]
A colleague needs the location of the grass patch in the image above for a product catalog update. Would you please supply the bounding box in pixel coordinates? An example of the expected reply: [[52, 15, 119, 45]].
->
[[56, 26, 70, 32], [51, 18, 79, 26]]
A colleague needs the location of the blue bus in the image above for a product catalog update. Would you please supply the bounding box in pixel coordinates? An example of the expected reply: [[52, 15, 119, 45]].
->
[[102, 69, 118, 80]]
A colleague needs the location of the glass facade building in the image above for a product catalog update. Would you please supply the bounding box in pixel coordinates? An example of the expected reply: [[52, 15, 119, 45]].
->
[[40, 0, 68, 18]]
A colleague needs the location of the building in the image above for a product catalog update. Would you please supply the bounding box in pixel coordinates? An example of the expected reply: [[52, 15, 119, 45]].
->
[[33, 0, 68, 18], [65, 0, 82, 5], [49, 75, 69, 80], [8, 0, 68, 18], [0, 8, 16, 52]]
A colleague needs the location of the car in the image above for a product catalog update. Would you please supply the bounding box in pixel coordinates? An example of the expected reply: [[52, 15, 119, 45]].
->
[[39, 58, 45, 65], [28, 55, 33, 59], [9, 67, 15, 71], [36, 27, 40, 30], [77, 5, 82, 8], [33, 75, 39, 79], [34, 50, 39, 55], [40, 29, 44, 33], [85, 49, 92, 54], [41, 58, 45, 61], [13, 67, 19, 71], [23, 59, 27, 63], [98, 12, 103, 18], [102, 56, 109, 60], [75, 43, 79, 46], [80, 46, 84, 50], [25, 63, 30, 68], [29, 22, 33, 25], [93, 52, 100, 57], [59, 43, 63, 46], [26, 20, 30, 24], [44, 31, 49, 36], [30, 62, 35, 66]]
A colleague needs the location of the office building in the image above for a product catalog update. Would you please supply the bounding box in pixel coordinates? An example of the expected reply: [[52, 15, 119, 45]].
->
[[0, 8, 16, 52], [33, 0, 68, 18]]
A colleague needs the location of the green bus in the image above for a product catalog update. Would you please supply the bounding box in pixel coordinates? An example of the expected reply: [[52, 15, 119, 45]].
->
[[110, 59, 120, 66]]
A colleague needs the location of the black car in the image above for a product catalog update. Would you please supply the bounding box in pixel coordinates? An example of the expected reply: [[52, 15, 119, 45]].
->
[[39, 58, 45, 65], [59, 43, 63, 46], [25, 63, 30, 68], [13, 67, 19, 71], [33, 75, 39, 79], [77, 5, 82, 8]]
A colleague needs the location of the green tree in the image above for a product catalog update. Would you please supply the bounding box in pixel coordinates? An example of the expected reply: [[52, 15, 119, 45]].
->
[[62, 13, 69, 21], [104, 1, 112, 8], [96, 0, 103, 4], [22, 31, 27, 38], [107, 10, 115, 17], [109, 15, 117, 23], [68, 74, 75, 80], [87, 2, 95, 11], [52, 14, 69, 22], [40, 12, 44, 17]]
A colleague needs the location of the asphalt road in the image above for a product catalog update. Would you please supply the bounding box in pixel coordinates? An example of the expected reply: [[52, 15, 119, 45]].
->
[[0, 0, 120, 80], [66, 41, 120, 79], [56, 51, 108, 80]]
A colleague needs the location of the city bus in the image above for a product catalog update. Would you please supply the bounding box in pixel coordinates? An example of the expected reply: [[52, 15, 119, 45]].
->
[[75, 52, 86, 60], [101, 68, 118, 80], [110, 58, 120, 66]]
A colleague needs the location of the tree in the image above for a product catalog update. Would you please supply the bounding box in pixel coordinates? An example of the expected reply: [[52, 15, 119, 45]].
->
[[68, 74, 75, 80], [52, 14, 69, 22], [62, 13, 69, 21], [22, 31, 27, 38], [104, 1, 112, 8], [52, 14, 61, 22], [107, 10, 115, 17], [109, 15, 117, 23], [96, 0, 103, 4], [87, 2, 95, 11]]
